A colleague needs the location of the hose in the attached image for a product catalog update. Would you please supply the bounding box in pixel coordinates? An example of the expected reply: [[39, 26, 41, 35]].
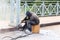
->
[[2, 31, 32, 40]]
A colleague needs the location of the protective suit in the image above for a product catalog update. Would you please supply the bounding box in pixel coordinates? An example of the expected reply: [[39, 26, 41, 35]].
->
[[21, 11, 40, 32]]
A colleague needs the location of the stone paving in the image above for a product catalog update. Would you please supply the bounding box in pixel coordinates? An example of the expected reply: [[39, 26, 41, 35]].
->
[[0, 30, 60, 40]]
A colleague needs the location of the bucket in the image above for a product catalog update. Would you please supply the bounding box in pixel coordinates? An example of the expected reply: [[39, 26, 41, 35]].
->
[[32, 24, 40, 33]]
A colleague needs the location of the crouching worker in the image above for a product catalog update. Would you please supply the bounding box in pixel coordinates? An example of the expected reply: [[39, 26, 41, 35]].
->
[[21, 11, 40, 33]]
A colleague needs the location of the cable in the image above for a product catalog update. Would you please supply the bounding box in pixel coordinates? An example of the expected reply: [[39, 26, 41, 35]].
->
[[2, 30, 32, 40], [3, 21, 32, 40], [11, 33, 32, 40]]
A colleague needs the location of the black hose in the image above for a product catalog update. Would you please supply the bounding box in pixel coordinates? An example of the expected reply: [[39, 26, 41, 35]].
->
[[2, 31, 32, 40]]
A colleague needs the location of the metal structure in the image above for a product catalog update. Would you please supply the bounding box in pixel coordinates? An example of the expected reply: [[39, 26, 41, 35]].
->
[[10, 0, 21, 25], [0, 1, 60, 25], [21, 1, 60, 16]]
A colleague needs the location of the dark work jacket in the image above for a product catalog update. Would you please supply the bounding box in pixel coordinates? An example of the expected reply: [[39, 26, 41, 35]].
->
[[23, 13, 40, 25]]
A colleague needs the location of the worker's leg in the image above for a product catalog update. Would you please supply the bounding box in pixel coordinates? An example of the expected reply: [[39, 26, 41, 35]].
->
[[22, 22, 28, 31], [27, 21, 32, 32]]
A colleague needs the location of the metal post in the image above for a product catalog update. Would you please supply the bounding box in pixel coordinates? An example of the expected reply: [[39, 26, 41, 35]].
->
[[48, 4, 53, 16], [16, 0, 21, 25], [24, 1, 27, 14], [56, 1, 59, 16], [10, 0, 14, 24], [41, 1, 45, 16]]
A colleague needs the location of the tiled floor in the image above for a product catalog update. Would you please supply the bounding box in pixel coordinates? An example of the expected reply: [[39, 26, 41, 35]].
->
[[41, 25, 60, 36]]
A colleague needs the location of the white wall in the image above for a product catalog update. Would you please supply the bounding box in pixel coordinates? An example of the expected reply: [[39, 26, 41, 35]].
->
[[0, 0, 11, 20]]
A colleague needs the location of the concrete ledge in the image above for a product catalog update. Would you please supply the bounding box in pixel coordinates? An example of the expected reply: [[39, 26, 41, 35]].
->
[[40, 16, 60, 24], [40, 16, 60, 27], [0, 16, 60, 33], [0, 21, 60, 33], [40, 22, 60, 27]]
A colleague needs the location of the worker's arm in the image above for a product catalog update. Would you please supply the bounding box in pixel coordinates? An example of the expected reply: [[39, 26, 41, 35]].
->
[[21, 16, 29, 23]]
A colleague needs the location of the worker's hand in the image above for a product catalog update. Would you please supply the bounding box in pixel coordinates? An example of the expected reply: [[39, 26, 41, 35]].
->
[[21, 20, 25, 23]]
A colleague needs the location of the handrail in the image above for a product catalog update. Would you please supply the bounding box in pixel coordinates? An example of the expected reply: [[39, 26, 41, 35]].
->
[[21, 1, 60, 3]]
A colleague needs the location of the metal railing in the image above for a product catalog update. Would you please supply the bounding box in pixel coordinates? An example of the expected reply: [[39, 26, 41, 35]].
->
[[0, 1, 60, 25], [21, 1, 60, 16]]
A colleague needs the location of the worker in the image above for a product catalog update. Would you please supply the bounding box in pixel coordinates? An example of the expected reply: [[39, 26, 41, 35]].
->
[[21, 11, 40, 32]]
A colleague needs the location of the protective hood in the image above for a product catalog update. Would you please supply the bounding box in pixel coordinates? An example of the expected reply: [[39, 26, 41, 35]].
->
[[26, 11, 32, 17]]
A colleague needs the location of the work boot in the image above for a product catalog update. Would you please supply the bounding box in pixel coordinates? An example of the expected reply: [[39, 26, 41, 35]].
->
[[24, 29, 32, 34]]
